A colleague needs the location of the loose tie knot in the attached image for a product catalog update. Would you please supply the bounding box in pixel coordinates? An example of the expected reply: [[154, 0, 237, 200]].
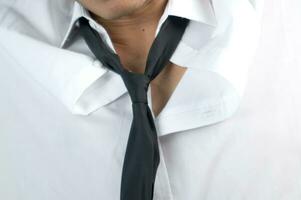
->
[[121, 69, 151, 104]]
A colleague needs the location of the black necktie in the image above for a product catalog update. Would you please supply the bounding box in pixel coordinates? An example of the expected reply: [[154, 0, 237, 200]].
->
[[77, 15, 189, 200]]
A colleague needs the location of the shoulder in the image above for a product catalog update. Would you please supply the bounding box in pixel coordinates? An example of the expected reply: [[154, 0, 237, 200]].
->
[[0, 0, 74, 45]]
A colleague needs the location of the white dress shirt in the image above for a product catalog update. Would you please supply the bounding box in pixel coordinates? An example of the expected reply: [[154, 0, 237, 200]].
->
[[4, 0, 298, 199]]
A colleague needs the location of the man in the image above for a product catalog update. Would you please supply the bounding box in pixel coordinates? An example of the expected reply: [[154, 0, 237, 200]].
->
[[0, 0, 270, 199]]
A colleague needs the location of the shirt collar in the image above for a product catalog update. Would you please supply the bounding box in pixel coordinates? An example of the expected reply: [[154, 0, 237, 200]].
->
[[1, 0, 261, 137], [60, 0, 217, 48], [10, 0, 218, 120]]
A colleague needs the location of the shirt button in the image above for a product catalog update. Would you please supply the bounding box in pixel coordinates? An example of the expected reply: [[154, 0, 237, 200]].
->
[[93, 60, 106, 70], [89, 21, 98, 30]]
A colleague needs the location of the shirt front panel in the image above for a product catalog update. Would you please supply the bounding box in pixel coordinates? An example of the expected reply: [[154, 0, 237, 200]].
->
[[0, 0, 263, 199]]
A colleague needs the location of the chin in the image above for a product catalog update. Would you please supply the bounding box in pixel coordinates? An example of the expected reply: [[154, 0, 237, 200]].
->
[[79, 0, 150, 20]]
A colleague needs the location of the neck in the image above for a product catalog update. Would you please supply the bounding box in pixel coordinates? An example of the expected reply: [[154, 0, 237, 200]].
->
[[91, 0, 169, 73]]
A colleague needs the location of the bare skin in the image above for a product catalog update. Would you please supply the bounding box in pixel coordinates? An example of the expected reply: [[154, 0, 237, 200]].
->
[[77, 0, 187, 117]]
